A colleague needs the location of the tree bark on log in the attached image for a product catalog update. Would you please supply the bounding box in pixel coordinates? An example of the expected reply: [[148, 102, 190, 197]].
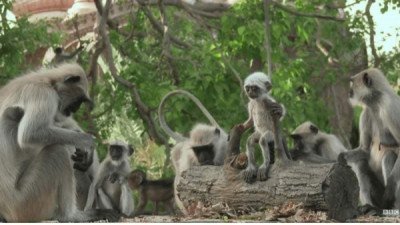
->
[[176, 161, 359, 221]]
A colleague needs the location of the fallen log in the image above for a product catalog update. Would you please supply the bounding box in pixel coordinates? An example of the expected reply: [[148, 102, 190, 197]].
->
[[176, 161, 359, 222]]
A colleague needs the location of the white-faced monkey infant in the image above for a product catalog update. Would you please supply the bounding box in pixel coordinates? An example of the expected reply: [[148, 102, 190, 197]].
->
[[126, 169, 174, 216], [240, 72, 287, 183]]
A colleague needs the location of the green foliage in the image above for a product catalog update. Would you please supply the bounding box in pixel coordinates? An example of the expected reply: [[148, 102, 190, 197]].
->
[[0, 1, 60, 83], [2, 0, 400, 178]]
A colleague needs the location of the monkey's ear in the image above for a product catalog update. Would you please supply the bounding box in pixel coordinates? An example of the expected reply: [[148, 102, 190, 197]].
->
[[290, 134, 301, 140], [265, 82, 272, 91], [128, 145, 134, 156], [64, 75, 81, 84], [363, 73, 372, 87], [310, 125, 319, 134]]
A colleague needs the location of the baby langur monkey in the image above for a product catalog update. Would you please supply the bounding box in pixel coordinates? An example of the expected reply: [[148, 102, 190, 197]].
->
[[240, 72, 288, 183], [124, 169, 175, 216], [290, 121, 348, 163], [85, 140, 134, 216]]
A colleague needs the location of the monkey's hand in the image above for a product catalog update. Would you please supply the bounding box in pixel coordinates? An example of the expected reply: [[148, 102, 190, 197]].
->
[[109, 172, 120, 184], [71, 148, 93, 172], [269, 102, 284, 119]]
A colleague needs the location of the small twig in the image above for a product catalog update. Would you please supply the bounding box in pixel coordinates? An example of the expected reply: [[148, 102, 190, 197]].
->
[[315, 20, 339, 65], [141, 5, 192, 49]]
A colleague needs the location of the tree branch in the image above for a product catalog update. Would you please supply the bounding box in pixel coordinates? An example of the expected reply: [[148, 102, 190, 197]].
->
[[365, 0, 380, 67], [158, 0, 180, 85], [94, 0, 171, 169], [141, 5, 192, 49], [135, 0, 231, 12], [264, 0, 273, 75], [271, 0, 346, 22]]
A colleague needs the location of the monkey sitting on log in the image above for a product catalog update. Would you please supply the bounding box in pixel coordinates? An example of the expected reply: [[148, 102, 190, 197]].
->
[[117, 169, 175, 216], [290, 121, 348, 163], [158, 90, 229, 214]]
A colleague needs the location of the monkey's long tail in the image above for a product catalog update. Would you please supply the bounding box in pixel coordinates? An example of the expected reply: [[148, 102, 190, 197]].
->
[[158, 89, 222, 142]]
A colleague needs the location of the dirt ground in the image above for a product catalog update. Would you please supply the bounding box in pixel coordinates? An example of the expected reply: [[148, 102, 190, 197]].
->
[[120, 215, 400, 223]]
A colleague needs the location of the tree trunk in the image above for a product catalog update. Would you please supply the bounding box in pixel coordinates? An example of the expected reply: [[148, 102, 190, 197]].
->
[[176, 161, 359, 222]]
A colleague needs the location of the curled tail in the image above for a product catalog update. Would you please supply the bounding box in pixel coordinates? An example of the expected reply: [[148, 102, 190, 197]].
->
[[158, 90, 221, 142]]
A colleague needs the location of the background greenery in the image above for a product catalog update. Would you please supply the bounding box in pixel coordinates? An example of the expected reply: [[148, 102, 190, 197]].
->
[[1, 0, 400, 182]]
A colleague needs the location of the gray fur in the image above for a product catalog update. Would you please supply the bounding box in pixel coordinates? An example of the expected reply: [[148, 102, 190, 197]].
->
[[158, 90, 228, 215], [84, 140, 134, 217], [348, 68, 400, 210], [241, 72, 286, 182], [290, 121, 348, 163], [0, 64, 119, 222]]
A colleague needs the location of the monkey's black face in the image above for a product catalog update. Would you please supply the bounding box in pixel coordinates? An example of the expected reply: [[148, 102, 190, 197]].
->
[[290, 134, 304, 151], [58, 74, 91, 116], [109, 145, 123, 161], [192, 143, 215, 165], [64, 96, 91, 116], [245, 85, 261, 99]]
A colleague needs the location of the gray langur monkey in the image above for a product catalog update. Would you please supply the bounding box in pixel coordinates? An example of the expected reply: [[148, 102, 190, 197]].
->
[[0, 64, 119, 222], [84, 140, 134, 217], [54, 113, 101, 210], [158, 89, 228, 170], [51, 45, 84, 65], [344, 68, 400, 211], [158, 90, 228, 215], [239, 72, 289, 183], [290, 121, 348, 163]]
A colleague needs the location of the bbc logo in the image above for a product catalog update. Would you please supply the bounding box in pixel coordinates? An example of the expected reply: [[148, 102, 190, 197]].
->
[[383, 209, 400, 216]]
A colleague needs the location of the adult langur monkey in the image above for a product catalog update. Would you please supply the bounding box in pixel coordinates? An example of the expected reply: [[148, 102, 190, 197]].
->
[[290, 121, 348, 163], [0, 64, 119, 222], [158, 89, 229, 215], [55, 114, 101, 210], [343, 68, 400, 212]]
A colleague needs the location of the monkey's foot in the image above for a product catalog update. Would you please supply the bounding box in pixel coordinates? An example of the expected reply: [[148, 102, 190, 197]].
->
[[85, 209, 121, 222], [358, 204, 382, 216], [257, 164, 270, 181], [240, 165, 257, 183]]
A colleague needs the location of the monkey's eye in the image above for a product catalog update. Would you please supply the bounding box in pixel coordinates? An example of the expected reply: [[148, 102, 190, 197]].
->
[[245, 86, 250, 92]]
